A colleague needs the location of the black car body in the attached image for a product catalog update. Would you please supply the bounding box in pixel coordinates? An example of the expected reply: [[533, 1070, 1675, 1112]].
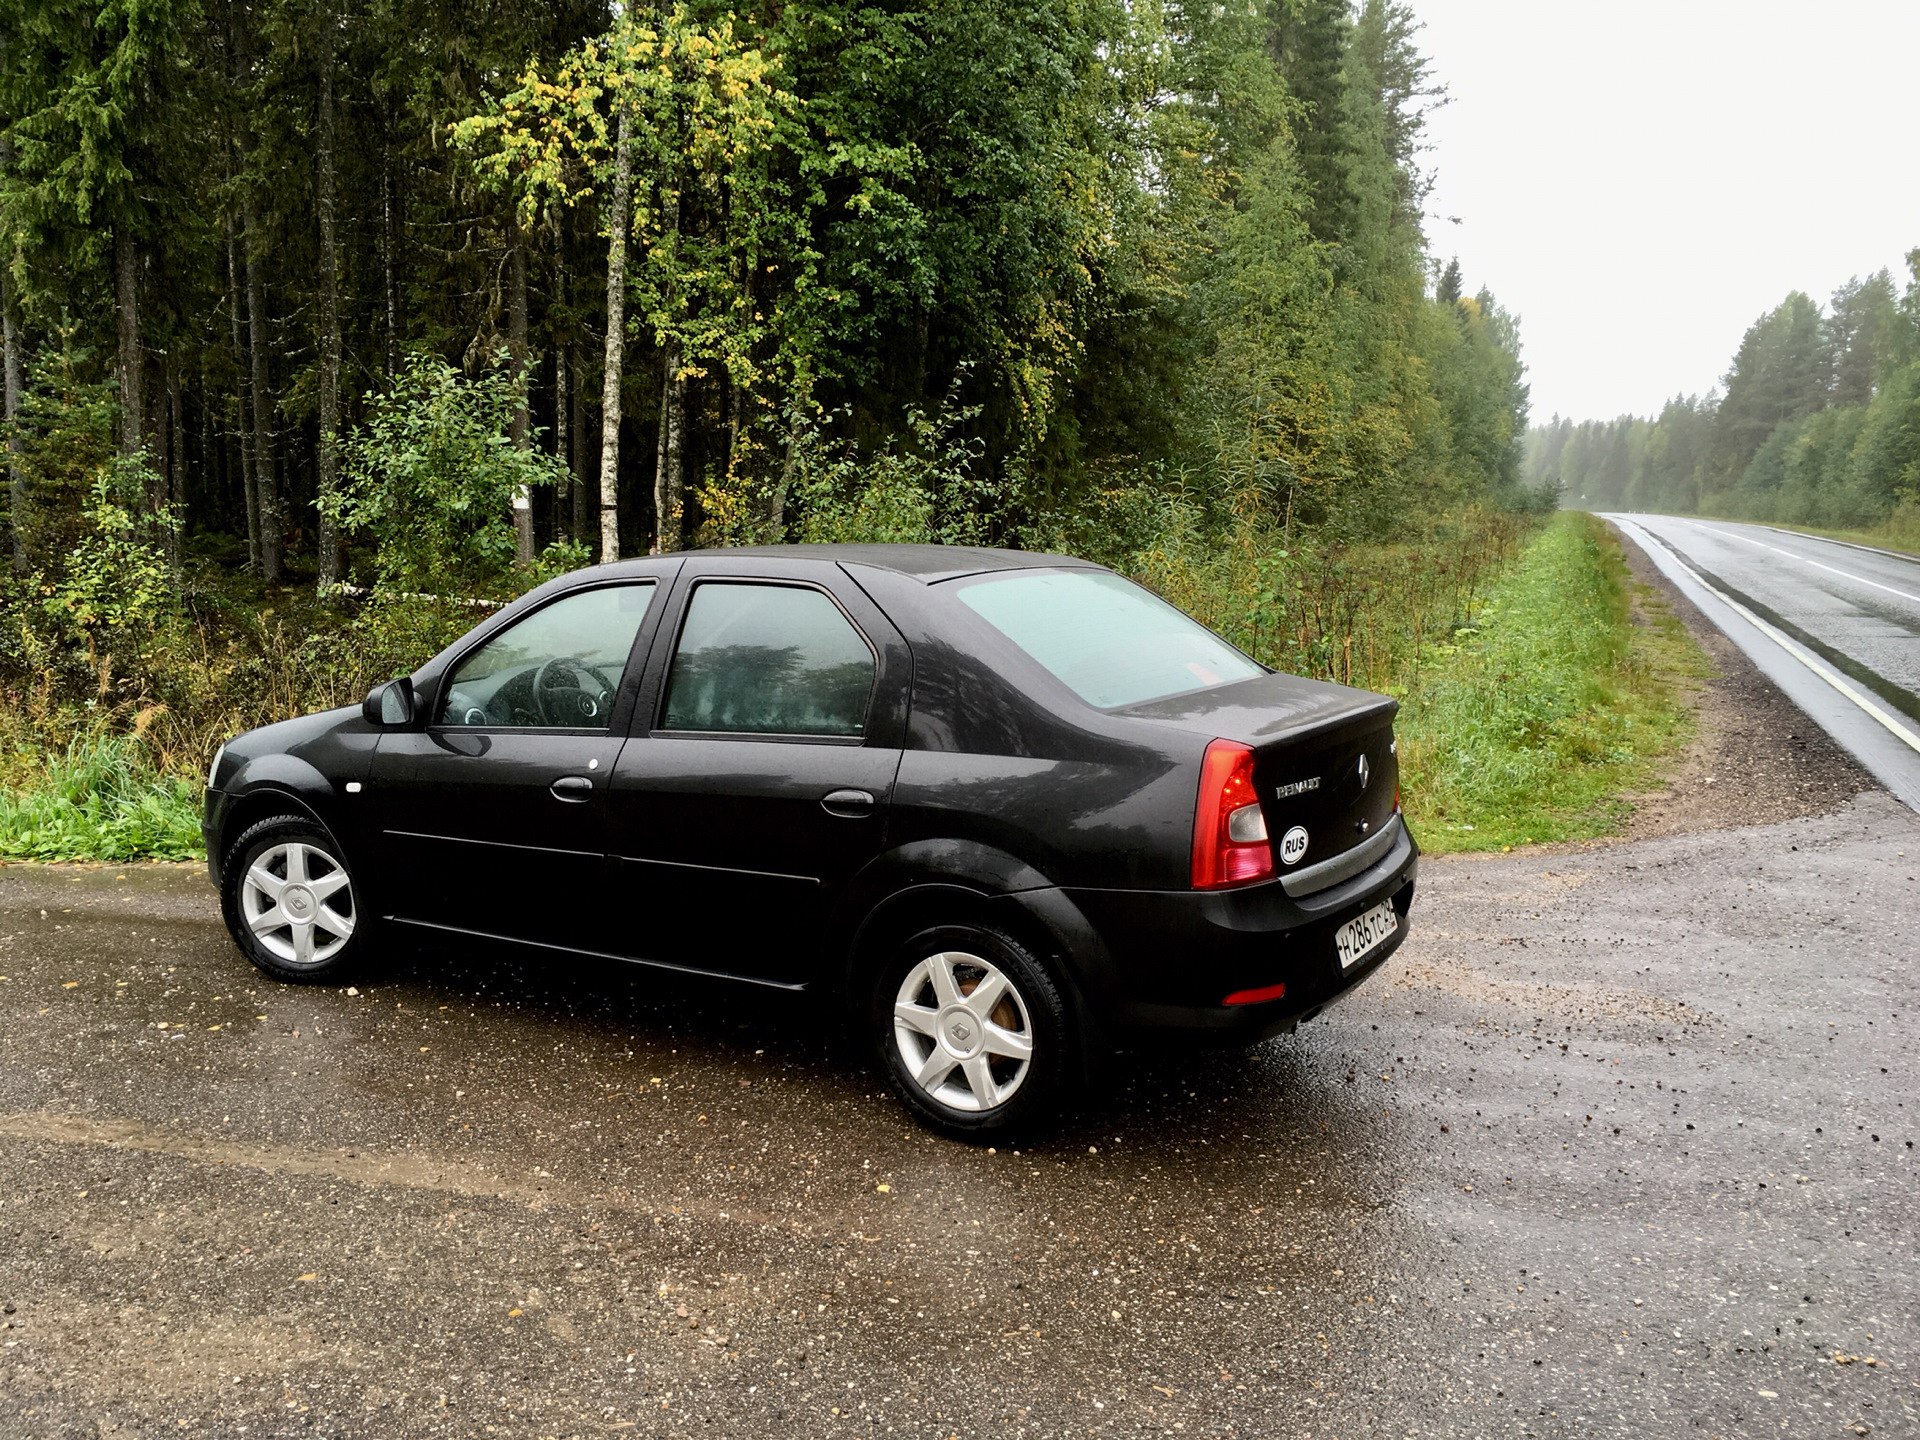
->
[[206, 545, 1417, 1135]]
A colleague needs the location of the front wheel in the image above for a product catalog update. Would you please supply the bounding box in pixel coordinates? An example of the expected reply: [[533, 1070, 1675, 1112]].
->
[[872, 923, 1078, 1141], [220, 816, 366, 984]]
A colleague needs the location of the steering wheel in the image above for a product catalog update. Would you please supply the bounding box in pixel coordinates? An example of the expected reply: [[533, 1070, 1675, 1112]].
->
[[532, 656, 617, 726]]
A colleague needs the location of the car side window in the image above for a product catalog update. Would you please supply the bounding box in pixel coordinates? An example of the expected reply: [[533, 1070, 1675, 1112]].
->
[[662, 583, 875, 737], [439, 583, 655, 729]]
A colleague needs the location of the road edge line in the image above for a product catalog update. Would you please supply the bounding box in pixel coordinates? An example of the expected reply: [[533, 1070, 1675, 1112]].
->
[[1611, 518, 1920, 759]]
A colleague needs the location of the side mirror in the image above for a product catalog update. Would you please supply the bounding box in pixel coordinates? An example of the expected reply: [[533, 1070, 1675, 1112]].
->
[[363, 676, 417, 728]]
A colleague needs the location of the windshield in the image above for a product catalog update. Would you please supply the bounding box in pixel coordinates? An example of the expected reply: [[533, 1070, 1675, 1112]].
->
[[956, 569, 1265, 708]]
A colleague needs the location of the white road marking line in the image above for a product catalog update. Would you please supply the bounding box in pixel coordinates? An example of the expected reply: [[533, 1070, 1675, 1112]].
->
[[1619, 519, 1920, 758], [1684, 520, 1920, 607]]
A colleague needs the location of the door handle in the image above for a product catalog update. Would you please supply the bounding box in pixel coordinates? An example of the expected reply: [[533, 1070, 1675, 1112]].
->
[[550, 775, 594, 802], [821, 788, 875, 818]]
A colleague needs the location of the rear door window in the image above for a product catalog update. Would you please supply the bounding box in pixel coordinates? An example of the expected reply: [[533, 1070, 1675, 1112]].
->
[[956, 569, 1263, 708], [661, 583, 875, 737]]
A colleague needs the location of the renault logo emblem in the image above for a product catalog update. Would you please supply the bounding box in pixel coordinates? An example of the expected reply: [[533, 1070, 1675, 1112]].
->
[[1356, 754, 1371, 790]]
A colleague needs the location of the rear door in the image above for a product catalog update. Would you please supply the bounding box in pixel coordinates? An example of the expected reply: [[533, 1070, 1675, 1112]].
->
[[604, 561, 910, 984], [366, 579, 667, 953]]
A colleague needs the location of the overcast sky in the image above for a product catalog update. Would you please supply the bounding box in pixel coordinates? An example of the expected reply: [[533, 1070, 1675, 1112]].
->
[[1407, 0, 1920, 424]]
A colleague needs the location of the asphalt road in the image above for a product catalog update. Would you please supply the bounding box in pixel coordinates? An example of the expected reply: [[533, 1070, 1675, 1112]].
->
[[1605, 514, 1920, 810], [4, 790, 1918, 1439]]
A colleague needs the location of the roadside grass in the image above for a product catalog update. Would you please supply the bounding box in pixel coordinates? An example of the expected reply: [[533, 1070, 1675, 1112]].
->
[[1732, 512, 1920, 561], [1396, 511, 1707, 854], [0, 729, 204, 863]]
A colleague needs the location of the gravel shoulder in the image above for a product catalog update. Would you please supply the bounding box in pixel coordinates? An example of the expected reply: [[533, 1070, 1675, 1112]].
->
[[1603, 517, 1873, 841]]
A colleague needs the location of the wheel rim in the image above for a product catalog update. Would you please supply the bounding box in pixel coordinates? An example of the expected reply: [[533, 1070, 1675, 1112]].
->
[[892, 950, 1035, 1113], [240, 841, 355, 967]]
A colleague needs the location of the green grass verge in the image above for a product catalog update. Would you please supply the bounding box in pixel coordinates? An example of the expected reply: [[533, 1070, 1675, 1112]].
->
[[0, 732, 205, 863], [1730, 517, 1920, 561], [1396, 511, 1706, 854]]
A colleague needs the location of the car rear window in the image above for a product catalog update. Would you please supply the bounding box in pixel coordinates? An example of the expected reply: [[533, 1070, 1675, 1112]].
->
[[955, 570, 1264, 708]]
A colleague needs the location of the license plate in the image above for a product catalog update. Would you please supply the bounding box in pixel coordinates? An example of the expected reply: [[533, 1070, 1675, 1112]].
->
[[1335, 900, 1398, 970]]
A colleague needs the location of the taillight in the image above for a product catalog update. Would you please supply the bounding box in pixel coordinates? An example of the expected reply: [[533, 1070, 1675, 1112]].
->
[[1191, 739, 1274, 889]]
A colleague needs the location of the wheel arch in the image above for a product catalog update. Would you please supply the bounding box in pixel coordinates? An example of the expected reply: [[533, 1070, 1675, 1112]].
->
[[212, 773, 343, 887], [832, 844, 1118, 1040]]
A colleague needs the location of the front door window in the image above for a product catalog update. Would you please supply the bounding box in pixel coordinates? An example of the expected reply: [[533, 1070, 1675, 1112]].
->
[[439, 583, 655, 729]]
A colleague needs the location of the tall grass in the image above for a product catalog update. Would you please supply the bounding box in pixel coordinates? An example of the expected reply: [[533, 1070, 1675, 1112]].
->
[[0, 728, 204, 862], [1396, 512, 1702, 852], [1114, 501, 1533, 695]]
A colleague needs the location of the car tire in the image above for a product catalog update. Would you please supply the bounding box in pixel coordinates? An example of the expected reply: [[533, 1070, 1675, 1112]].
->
[[872, 922, 1078, 1141], [220, 815, 368, 984]]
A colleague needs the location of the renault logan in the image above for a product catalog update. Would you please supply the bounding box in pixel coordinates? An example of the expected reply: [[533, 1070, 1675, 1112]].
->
[[204, 546, 1417, 1138]]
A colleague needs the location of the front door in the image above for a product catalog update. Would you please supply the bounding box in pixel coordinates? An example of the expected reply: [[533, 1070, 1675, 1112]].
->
[[605, 574, 908, 984], [367, 580, 661, 953]]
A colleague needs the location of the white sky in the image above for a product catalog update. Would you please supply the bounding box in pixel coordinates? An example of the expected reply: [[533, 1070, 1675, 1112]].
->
[[1406, 0, 1920, 423]]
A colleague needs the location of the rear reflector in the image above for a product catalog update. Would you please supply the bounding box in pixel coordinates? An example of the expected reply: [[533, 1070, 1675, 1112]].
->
[[1191, 739, 1275, 890], [1223, 981, 1287, 1007]]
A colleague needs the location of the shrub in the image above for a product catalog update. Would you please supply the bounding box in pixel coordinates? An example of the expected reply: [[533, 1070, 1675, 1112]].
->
[[329, 352, 568, 598], [0, 724, 204, 863]]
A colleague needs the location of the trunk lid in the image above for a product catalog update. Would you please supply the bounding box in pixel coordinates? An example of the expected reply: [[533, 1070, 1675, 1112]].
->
[[1122, 672, 1401, 886]]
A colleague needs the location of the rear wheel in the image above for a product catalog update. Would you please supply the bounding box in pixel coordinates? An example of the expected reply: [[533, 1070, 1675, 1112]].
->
[[872, 923, 1076, 1140], [220, 816, 365, 984]]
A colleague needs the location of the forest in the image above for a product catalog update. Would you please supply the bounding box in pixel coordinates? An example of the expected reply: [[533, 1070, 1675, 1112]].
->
[[1527, 253, 1920, 538], [0, 0, 1542, 856]]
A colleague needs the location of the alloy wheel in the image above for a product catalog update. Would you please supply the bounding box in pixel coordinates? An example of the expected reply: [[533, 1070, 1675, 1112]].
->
[[892, 950, 1035, 1113], [240, 841, 355, 967]]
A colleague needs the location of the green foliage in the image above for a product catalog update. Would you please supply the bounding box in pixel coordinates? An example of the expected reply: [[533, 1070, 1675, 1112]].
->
[[330, 353, 568, 597], [1396, 513, 1700, 852], [46, 456, 178, 638], [789, 392, 997, 547], [2, 334, 117, 558], [452, 7, 792, 440], [0, 726, 203, 863], [1535, 248, 1920, 532]]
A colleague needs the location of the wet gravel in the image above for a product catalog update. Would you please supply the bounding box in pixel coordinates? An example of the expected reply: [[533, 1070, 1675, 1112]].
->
[[2, 796, 1917, 1438]]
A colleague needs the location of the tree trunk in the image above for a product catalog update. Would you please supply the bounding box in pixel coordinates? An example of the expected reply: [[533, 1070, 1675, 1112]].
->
[[381, 147, 399, 375], [115, 225, 142, 460], [2, 261, 24, 576], [597, 108, 633, 564], [508, 220, 535, 564], [246, 204, 282, 585], [314, 1, 343, 590], [650, 183, 685, 556], [1, 135, 23, 575], [763, 425, 797, 537], [225, 220, 260, 568], [553, 335, 570, 544], [197, 369, 215, 532], [166, 367, 186, 566], [572, 335, 590, 545], [652, 336, 686, 555], [550, 240, 571, 544]]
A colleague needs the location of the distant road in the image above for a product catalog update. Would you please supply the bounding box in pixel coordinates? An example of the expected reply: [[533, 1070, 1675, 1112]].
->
[[1604, 513, 1920, 810]]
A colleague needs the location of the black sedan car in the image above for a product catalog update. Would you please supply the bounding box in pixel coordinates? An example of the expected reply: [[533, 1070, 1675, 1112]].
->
[[205, 545, 1417, 1137]]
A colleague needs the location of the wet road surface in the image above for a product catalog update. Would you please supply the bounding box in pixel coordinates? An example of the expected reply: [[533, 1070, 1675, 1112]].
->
[[4, 795, 1919, 1438], [1607, 515, 1920, 809]]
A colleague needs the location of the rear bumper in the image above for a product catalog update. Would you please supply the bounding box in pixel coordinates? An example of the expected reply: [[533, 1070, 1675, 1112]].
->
[[1043, 817, 1418, 1042]]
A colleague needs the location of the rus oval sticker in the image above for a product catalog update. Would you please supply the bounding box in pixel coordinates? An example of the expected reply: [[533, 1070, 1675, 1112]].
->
[[1280, 826, 1309, 865]]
